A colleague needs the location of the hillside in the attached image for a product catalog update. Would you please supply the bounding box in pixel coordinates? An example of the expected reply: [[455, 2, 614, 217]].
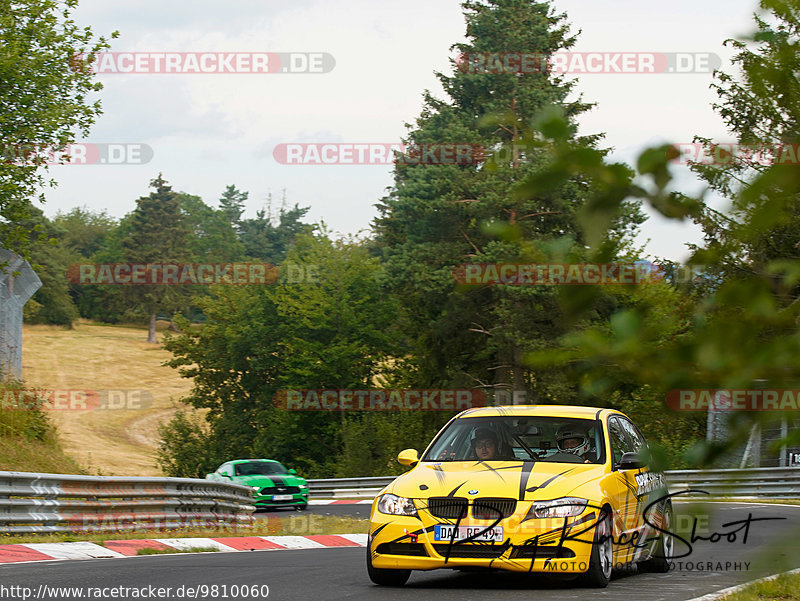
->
[[0, 404, 84, 474], [20, 321, 195, 476]]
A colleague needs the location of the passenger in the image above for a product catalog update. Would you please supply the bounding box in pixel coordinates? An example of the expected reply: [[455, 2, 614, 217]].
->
[[555, 425, 596, 463]]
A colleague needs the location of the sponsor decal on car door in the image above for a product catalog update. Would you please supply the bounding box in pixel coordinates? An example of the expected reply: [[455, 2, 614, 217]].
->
[[607, 416, 643, 563]]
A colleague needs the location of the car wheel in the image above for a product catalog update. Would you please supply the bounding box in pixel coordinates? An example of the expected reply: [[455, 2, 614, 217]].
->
[[579, 508, 612, 588], [366, 544, 411, 586], [638, 501, 673, 573], [296, 504, 308, 511]]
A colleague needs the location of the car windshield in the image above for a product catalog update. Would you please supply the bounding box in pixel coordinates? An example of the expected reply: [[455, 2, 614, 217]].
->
[[234, 461, 288, 476], [422, 416, 605, 464]]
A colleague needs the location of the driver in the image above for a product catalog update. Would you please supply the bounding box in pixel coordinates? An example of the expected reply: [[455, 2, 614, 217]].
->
[[471, 427, 515, 461], [556, 425, 596, 463], [471, 427, 499, 461]]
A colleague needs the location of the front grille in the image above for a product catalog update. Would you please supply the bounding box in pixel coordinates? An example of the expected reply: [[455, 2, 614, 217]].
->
[[376, 543, 428, 556], [433, 544, 507, 559], [259, 486, 300, 495], [472, 498, 516, 520], [427, 497, 468, 519], [511, 545, 576, 559]]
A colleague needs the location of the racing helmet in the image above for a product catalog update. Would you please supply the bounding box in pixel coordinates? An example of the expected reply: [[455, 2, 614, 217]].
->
[[556, 425, 591, 456]]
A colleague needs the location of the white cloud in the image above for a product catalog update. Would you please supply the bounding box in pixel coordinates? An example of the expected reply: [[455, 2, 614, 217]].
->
[[43, 0, 761, 260]]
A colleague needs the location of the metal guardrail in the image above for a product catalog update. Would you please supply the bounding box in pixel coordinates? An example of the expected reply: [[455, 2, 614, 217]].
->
[[663, 467, 800, 498], [3, 467, 793, 534], [0, 471, 256, 533], [308, 467, 800, 500], [308, 476, 394, 498]]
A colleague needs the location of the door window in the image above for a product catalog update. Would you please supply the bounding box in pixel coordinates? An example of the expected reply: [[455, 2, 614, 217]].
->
[[619, 418, 647, 453], [608, 417, 633, 466]]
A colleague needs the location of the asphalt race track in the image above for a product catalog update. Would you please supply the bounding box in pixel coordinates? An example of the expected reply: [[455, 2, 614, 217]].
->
[[2, 502, 798, 601]]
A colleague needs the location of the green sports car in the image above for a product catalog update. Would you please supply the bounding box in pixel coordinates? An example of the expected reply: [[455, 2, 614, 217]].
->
[[206, 459, 309, 510]]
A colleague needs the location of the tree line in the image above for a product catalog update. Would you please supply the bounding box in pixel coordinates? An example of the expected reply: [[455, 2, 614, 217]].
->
[[23, 183, 312, 340], [6, 0, 800, 479]]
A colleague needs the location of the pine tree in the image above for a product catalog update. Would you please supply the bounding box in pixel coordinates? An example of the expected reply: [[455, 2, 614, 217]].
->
[[122, 174, 190, 342], [218, 185, 248, 226], [375, 0, 642, 402]]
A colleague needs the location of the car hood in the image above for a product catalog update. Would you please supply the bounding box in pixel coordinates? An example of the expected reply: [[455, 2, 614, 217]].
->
[[389, 460, 605, 501], [232, 474, 305, 488]]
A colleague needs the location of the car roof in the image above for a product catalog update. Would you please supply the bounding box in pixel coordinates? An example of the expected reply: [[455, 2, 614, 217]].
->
[[230, 459, 281, 464], [456, 404, 622, 420]]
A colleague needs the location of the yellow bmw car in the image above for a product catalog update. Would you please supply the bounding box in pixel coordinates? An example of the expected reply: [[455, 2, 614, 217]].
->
[[367, 405, 673, 588]]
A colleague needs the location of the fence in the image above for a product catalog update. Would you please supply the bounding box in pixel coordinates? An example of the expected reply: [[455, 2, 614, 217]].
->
[[0, 471, 255, 534], [0, 249, 41, 380], [307, 467, 800, 500]]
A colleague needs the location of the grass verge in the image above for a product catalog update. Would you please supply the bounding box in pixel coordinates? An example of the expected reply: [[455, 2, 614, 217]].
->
[[137, 547, 218, 555], [721, 571, 800, 600], [0, 515, 368, 545]]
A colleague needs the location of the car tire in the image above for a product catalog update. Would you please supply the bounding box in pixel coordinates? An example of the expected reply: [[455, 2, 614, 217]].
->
[[296, 504, 308, 511], [366, 544, 411, 586], [579, 508, 612, 588], [638, 501, 673, 573]]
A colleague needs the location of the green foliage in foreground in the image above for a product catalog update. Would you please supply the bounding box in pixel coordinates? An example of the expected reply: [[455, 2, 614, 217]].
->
[[524, 0, 800, 468]]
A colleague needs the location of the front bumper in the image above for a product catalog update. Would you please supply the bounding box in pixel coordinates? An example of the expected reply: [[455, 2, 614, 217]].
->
[[369, 501, 600, 574], [253, 492, 308, 508]]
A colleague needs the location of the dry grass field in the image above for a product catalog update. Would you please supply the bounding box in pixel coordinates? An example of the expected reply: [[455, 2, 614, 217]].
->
[[21, 321, 196, 476]]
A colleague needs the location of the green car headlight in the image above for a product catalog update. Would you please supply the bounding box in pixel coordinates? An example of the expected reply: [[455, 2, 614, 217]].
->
[[299, 484, 308, 489], [528, 497, 588, 519], [377, 493, 418, 516]]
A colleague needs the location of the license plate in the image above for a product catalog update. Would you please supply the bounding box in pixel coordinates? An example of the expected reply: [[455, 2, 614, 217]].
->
[[434, 525, 503, 542], [273, 494, 293, 501]]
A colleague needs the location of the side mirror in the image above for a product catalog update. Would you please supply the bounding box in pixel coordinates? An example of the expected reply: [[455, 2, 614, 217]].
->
[[222, 473, 232, 479], [397, 449, 420, 468], [618, 451, 647, 470], [289, 468, 297, 474]]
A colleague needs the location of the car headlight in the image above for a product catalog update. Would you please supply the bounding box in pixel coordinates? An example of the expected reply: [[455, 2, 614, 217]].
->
[[377, 493, 418, 516], [299, 484, 308, 489], [528, 497, 588, 519], [251, 486, 261, 493]]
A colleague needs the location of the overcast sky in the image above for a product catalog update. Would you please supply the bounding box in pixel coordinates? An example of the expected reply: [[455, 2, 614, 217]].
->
[[42, 0, 762, 261]]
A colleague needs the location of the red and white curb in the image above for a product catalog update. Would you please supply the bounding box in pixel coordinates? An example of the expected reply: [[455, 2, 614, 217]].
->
[[0, 534, 367, 565]]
